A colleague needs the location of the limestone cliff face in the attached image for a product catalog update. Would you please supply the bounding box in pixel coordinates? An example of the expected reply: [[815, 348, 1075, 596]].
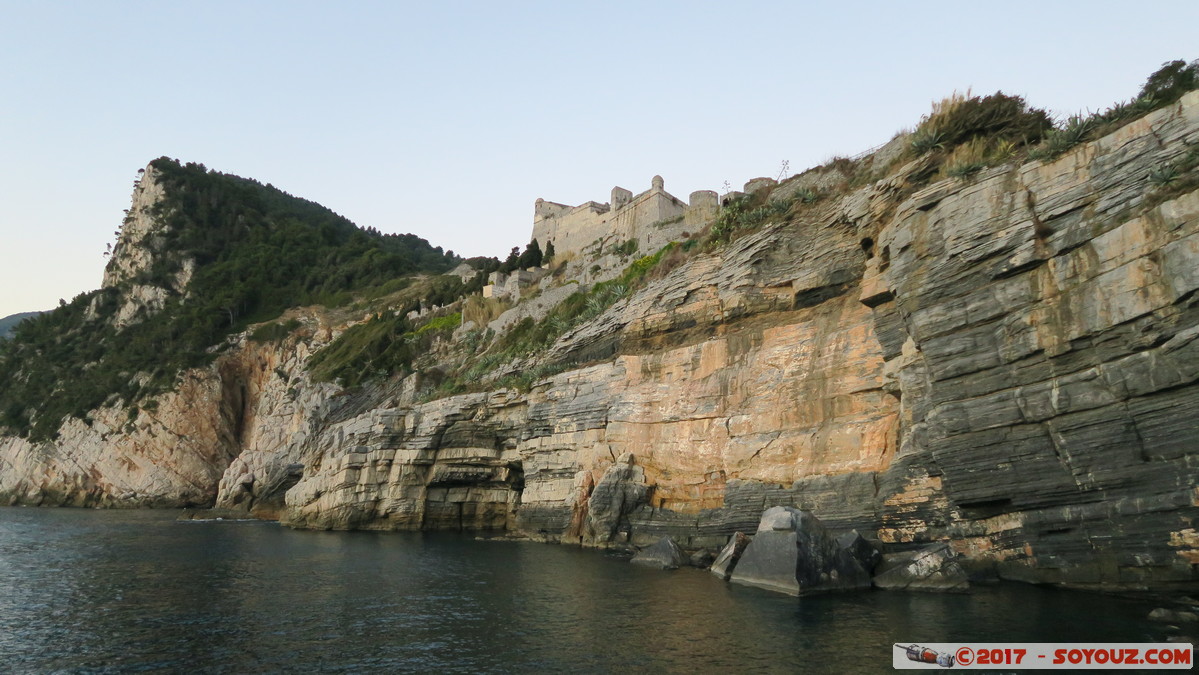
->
[[0, 314, 336, 512], [0, 368, 232, 507], [2, 93, 1197, 593], [280, 92, 1199, 591], [100, 163, 195, 328]]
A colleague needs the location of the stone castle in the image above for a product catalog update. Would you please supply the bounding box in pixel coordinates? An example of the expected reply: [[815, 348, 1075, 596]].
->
[[531, 176, 728, 258], [486, 175, 752, 300]]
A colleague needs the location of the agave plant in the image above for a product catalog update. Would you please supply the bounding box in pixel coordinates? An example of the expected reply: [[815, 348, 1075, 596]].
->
[[910, 127, 947, 154], [946, 160, 986, 179], [1148, 165, 1180, 187], [1057, 114, 1097, 146], [584, 295, 607, 317], [795, 188, 820, 204]]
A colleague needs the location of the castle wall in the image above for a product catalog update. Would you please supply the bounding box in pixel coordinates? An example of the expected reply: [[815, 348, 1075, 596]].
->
[[532, 177, 692, 259]]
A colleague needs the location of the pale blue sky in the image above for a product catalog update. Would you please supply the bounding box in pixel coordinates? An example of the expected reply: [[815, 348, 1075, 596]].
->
[[2, 1, 1196, 317]]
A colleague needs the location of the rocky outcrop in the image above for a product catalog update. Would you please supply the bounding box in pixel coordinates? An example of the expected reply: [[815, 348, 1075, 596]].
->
[[100, 163, 195, 329], [728, 507, 872, 595], [710, 531, 752, 580], [873, 543, 969, 592], [0, 315, 335, 513], [3, 92, 1198, 596], [838, 530, 883, 575], [280, 391, 527, 531], [631, 536, 687, 569], [866, 94, 1199, 591], [0, 369, 235, 508]]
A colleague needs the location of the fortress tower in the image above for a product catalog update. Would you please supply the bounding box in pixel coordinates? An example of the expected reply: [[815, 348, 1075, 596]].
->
[[532, 176, 718, 259]]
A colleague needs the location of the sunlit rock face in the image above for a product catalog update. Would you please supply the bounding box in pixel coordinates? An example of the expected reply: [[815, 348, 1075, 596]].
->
[[279, 93, 1199, 592], [4, 93, 1198, 593], [100, 163, 196, 329]]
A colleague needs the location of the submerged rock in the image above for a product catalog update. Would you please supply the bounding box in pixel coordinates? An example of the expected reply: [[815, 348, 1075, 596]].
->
[[631, 536, 687, 570], [1149, 608, 1199, 623], [873, 543, 969, 592], [710, 531, 752, 581], [729, 507, 871, 595]]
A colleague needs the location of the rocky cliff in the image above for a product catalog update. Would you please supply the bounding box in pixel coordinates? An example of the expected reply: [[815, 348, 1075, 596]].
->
[[3, 91, 1198, 594], [101, 164, 196, 329]]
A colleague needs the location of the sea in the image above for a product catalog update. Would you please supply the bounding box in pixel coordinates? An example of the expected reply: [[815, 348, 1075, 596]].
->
[[0, 507, 1183, 673]]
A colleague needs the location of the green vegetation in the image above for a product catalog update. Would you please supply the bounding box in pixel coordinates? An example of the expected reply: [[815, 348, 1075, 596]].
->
[[907, 91, 1051, 180], [613, 238, 640, 257], [409, 243, 694, 398], [307, 314, 416, 387], [903, 61, 1198, 176], [1143, 146, 1199, 211], [0, 311, 44, 340], [495, 240, 543, 274], [1029, 60, 1197, 162], [249, 318, 303, 343], [650, 214, 685, 229], [415, 313, 462, 336], [146, 158, 455, 315], [0, 158, 457, 441], [707, 191, 812, 246], [943, 138, 1018, 179], [307, 312, 462, 388], [499, 244, 680, 358], [1139, 59, 1199, 107], [909, 91, 1052, 157]]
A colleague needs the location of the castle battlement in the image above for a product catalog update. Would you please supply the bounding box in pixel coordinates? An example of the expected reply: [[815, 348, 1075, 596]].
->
[[532, 176, 716, 259]]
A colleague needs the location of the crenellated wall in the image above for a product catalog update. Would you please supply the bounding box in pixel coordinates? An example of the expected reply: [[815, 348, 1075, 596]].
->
[[531, 176, 699, 257]]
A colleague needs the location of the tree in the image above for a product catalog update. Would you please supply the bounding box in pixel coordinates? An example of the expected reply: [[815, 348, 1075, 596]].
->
[[543, 240, 555, 264], [498, 247, 520, 274], [1138, 59, 1199, 105], [518, 239, 543, 269]]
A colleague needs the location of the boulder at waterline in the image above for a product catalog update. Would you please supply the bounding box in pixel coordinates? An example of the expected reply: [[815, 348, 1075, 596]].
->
[[729, 507, 871, 595], [631, 536, 687, 570], [710, 531, 752, 581], [837, 529, 882, 575], [873, 543, 969, 592]]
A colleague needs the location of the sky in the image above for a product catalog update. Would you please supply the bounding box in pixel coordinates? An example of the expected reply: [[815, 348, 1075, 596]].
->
[[2, 1, 1197, 318]]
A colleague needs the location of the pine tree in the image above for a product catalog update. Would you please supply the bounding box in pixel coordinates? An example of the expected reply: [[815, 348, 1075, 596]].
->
[[518, 239, 543, 269]]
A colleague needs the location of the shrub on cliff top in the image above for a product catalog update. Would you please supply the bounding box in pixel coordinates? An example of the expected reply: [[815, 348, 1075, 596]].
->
[[910, 91, 1052, 158], [1030, 60, 1198, 162], [1138, 59, 1199, 107]]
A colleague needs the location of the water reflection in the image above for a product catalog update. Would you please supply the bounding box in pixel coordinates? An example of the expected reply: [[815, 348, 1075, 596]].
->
[[0, 508, 1171, 673]]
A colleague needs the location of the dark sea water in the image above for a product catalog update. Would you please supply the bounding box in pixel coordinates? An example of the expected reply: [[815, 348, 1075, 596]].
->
[[0, 507, 1180, 673]]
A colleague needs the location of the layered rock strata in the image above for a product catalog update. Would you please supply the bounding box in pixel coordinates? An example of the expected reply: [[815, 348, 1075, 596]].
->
[[3, 93, 1199, 593]]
